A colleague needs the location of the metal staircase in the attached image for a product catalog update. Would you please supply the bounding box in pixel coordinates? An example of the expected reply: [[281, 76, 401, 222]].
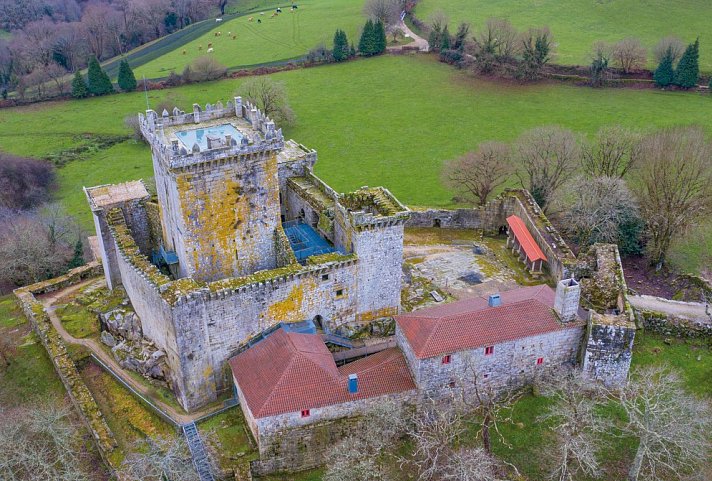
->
[[182, 422, 215, 481]]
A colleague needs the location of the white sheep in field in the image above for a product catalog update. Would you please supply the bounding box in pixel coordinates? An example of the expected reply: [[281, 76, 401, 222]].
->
[[216, 18, 222, 22], [207, 47, 214, 53]]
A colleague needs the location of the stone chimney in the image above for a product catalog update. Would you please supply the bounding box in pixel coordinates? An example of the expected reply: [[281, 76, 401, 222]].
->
[[554, 278, 580, 322]]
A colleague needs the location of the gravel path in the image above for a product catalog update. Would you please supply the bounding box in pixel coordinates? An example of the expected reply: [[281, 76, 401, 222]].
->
[[630, 294, 711, 322], [37, 279, 218, 424]]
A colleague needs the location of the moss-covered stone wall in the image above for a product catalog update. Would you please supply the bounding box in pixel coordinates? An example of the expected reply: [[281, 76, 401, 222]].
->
[[13, 264, 119, 470]]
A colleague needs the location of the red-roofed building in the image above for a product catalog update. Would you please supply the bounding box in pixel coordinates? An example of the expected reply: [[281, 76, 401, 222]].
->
[[395, 283, 585, 396], [229, 328, 416, 472], [506, 215, 547, 272]]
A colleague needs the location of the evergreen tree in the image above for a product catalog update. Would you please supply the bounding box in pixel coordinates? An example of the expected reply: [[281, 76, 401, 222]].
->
[[117, 59, 137, 92], [358, 19, 376, 56], [654, 46, 675, 87], [67, 239, 85, 269], [440, 25, 451, 51], [674, 38, 699, 89], [71, 71, 88, 98], [428, 27, 442, 51], [333, 29, 350, 62], [87, 57, 114, 96], [349, 43, 356, 58], [373, 20, 386, 54]]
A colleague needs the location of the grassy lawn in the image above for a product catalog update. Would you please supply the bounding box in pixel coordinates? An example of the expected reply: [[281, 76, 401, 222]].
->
[[80, 361, 175, 454], [1, 55, 711, 272], [134, 0, 365, 78], [416, 0, 712, 71], [0, 295, 66, 405]]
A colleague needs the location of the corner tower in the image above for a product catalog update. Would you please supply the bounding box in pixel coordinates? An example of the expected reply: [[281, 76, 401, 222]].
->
[[140, 98, 284, 282]]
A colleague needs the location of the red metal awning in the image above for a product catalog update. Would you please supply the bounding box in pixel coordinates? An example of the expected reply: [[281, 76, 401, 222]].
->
[[506, 215, 547, 264]]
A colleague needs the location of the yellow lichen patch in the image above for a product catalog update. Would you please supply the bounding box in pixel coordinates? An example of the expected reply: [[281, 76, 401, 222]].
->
[[177, 171, 241, 280], [356, 307, 398, 322], [266, 281, 311, 322]]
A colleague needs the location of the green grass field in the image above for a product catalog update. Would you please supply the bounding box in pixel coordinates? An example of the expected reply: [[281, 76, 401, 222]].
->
[[417, 0, 712, 72], [1, 55, 710, 272], [133, 0, 365, 78]]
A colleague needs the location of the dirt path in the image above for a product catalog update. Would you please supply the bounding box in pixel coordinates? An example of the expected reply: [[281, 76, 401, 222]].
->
[[630, 295, 711, 322], [37, 280, 218, 425]]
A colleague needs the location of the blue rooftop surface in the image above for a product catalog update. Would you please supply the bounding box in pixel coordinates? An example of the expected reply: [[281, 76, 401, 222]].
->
[[283, 220, 337, 263], [175, 123, 242, 151]]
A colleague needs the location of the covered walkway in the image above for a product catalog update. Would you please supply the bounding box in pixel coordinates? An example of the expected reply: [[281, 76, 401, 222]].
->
[[506, 215, 547, 273]]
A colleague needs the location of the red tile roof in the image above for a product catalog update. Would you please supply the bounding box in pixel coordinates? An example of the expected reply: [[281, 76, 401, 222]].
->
[[507, 215, 547, 263], [396, 285, 582, 359], [229, 329, 416, 418]]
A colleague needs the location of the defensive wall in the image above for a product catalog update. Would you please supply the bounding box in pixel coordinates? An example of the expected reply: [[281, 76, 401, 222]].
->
[[13, 263, 120, 470], [95, 177, 409, 411], [407, 189, 577, 281]]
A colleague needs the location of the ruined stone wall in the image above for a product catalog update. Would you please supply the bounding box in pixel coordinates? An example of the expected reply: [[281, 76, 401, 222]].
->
[[92, 211, 122, 290], [637, 308, 712, 338], [352, 223, 405, 321], [397, 324, 585, 396], [13, 263, 119, 470], [406, 208, 484, 229], [581, 315, 636, 387], [250, 390, 415, 475]]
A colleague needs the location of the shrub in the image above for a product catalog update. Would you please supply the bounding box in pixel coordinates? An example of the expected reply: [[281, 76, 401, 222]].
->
[[185, 56, 227, 82]]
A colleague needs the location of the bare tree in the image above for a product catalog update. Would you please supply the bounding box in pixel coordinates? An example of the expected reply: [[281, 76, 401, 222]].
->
[[632, 127, 712, 268], [454, 357, 522, 456], [363, 0, 402, 27], [45, 62, 69, 96], [551, 176, 641, 251], [613, 38, 647, 73], [404, 396, 467, 480], [581, 125, 640, 178], [619, 366, 711, 481], [82, 3, 117, 59], [538, 369, 611, 481], [238, 76, 296, 127], [0, 207, 77, 287], [118, 435, 198, 481], [653, 36, 685, 64], [401, 394, 510, 481], [515, 125, 580, 209], [324, 399, 407, 481], [442, 142, 512, 206], [444, 447, 505, 481], [474, 18, 519, 60], [0, 403, 93, 480]]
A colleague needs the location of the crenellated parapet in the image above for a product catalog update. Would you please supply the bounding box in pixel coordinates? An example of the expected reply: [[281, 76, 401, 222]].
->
[[139, 96, 285, 172]]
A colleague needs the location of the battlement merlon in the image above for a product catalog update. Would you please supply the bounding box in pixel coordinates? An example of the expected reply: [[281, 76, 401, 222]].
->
[[84, 180, 150, 213], [138, 97, 285, 171], [339, 186, 411, 228]]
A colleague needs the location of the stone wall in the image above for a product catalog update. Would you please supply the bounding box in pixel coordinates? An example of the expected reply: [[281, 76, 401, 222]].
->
[[13, 263, 119, 470], [637, 307, 712, 338], [580, 244, 637, 387], [407, 208, 484, 229], [397, 323, 585, 397], [249, 390, 415, 475], [581, 314, 636, 386]]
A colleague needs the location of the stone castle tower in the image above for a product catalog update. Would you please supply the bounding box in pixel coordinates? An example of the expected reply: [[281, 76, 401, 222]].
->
[[145, 99, 282, 282]]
